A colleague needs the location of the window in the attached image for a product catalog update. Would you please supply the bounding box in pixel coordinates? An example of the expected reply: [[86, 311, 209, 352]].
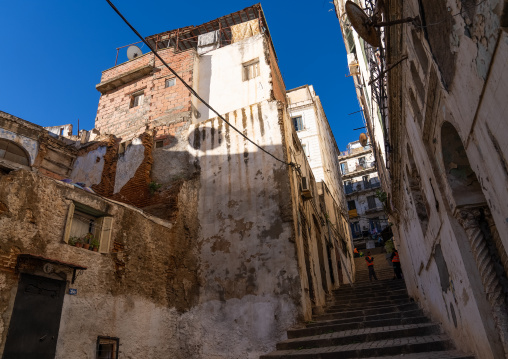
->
[[60, 128, 64, 136], [155, 140, 164, 148], [242, 59, 260, 81], [293, 116, 304, 131], [340, 162, 348, 175], [302, 143, 310, 157], [367, 195, 377, 209], [350, 222, 361, 238], [63, 202, 113, 253], [347, 200, 356, 210], [0, 139, 30, 167], [130, 92, 143, 108], [358, 157, 366, 169], [165, 78, 175, 88], [96, 336, 119, 359]]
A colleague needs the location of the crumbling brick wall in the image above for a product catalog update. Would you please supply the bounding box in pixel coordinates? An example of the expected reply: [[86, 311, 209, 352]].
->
[[95, 48, 196, 140]]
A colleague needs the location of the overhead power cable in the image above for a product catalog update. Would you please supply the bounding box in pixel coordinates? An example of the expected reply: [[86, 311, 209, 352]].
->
[[104, 0, 295, 168]]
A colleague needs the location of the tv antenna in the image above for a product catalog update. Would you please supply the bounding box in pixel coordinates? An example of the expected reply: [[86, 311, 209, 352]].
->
[[127, 45, 142, 60], [345, 0, 419, 47]]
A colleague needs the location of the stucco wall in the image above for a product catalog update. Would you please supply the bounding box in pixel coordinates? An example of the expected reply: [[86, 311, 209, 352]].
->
[[70, 146, 107, 186], [0, 170, 201, 359], [387, 5, 508, 358], [196, 34, 272, 121]]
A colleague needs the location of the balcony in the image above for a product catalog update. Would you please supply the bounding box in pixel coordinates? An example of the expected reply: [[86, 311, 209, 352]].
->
[[341, 161, 376, 176], [339, 144, 371, 158], [344, 177, 381, 195]]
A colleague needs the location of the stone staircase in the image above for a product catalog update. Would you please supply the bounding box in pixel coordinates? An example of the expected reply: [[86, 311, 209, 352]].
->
[[260, 256, 475, 358], [354, 252, 396, 282]]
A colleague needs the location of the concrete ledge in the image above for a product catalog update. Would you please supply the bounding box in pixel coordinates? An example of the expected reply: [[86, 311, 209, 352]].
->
[[96, 65, 154, 94]]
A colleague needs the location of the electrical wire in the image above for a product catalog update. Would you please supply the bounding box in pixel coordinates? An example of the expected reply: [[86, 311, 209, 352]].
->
[[104, 0, 295, 168]]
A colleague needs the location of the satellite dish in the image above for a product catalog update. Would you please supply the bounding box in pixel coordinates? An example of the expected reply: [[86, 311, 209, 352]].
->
[[127, 45, 142, 60], [345, 1, 381, 48], [345, 0, 419, 48], [359, 132, 368, 147]]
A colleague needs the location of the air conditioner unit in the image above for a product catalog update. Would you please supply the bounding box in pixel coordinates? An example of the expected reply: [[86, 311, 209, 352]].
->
[[301, 177, 313, 200]]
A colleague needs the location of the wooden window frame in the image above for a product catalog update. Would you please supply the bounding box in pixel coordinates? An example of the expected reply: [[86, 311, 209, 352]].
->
[[63, 202, 114, 254], [242, 58, 260, 81], [96, 336, 119, 359]]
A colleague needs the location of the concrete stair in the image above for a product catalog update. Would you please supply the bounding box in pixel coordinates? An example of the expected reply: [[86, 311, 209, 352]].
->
[[354, 252, 396, 282], [260, 278, 475, 359]]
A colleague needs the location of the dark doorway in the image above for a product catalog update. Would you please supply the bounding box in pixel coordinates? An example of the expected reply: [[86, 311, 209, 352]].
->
[[3, 274, 66, 359]]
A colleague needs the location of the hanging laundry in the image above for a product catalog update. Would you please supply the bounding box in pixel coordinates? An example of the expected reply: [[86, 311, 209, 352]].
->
[[197, 30, 220, 55], [230, 19, 261, 43]]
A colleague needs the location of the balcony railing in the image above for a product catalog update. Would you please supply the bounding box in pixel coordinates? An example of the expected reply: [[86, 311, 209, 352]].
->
[[339, 144, 371, 157], [344, 178, 381, 194], [341, 161, 376, 175]]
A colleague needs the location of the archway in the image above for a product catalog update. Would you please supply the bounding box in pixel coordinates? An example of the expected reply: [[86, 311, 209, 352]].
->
[[441, 121, 508, 357], [0, 139, 31, 166]]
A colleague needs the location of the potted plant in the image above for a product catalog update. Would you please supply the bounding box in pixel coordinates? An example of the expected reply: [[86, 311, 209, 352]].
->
[[68, 236, 77, 247], [82, 233, 94, 250], [75, 237, 83, 248], [91, 239, 100, 252]]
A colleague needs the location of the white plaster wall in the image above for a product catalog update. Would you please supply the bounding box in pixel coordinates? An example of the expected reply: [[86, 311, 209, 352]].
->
[[114, 138, 145, 193], [288, 88, 345, 208], [197, 35, 271, 121], [70, 146, 107, 186], [189, 100, 304, 357], [0, 128, 38, 165]]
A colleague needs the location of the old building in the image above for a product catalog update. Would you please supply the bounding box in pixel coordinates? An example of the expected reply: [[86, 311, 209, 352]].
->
[[338, 140, 388, 249], [335, 0, 508, 357], [0, 5, 353, 358]]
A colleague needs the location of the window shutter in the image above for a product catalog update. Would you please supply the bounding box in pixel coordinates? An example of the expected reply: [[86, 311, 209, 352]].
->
[[63, 202, 75, 243], [99, 217, 114, 253]]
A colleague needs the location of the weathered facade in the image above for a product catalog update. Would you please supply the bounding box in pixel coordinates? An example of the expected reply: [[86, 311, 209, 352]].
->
[[335, 0, 508, 357], [0, 5, 353, 358], [338, 140, 389, 249]]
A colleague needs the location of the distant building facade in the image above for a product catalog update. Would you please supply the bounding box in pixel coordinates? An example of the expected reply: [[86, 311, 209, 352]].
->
[[338, 140, 387, 249]]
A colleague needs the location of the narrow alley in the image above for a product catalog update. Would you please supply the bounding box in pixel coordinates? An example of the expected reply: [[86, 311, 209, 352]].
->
[[261, 251, 475, 358]]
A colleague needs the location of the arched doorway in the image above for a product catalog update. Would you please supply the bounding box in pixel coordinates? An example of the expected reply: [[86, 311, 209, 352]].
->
[[0, 139, 31, 166], [441, 122, 508, 357]]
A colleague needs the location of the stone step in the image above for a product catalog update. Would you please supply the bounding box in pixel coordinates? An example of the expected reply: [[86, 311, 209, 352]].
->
[[330, 292, 409, 305], [287, 316, 431, 339], [306, 309, 425, 329], [359, 352, 475, 359], [260, 335, 454, 358], [313, 303, 419, 321], [331, 288, 408, 301], [327, 296, 410, 310], [277, 323, 441, 350], [334, 280, 406, 293], [325, 299, 412, 313]]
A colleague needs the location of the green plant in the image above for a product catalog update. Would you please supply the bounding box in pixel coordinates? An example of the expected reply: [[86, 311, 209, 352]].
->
[[83, 233, 95, 242], [374, 189, 387, 204], [148, 181, 162, 195], [68, 236, 78, 246], [91, 238, 100, 249]]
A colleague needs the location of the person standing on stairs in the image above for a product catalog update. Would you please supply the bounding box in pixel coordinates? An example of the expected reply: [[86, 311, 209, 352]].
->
[[365, 252, 378, 281], [391, 250, 403, 279]]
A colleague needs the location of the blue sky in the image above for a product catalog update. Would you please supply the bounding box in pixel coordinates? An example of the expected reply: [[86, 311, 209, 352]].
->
[[0, 1, 362, 151]]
